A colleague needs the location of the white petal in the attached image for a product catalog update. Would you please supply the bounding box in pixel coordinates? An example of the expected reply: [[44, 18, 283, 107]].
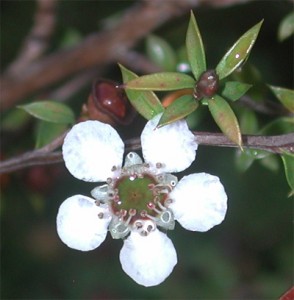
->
[[169, 173, 227, 232], [119, 229, 177, 287], [63, 120, 124, 182], [56, 195, 111, 251], [141, 114, 197, 173]]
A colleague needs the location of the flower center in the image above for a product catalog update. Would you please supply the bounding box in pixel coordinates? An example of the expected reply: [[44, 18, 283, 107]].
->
[[112, 174, 162, 219], [91, 152, 177, 239]]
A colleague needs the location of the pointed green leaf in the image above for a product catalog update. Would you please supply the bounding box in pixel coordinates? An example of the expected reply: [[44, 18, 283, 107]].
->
[[259, 154, 280, 172], [216, 20, 263, 80], [146, 34, 177, 71], [157, 95, 198, 127], [119, 64, 164, 120], [278, 11, 294, 41], [239, 109, 258, 134], [259, 117, 294, 135], [186, 11, 206, 80], [269, 85, 294, 113], [35, 120, 68, 149], [281, 153, 294, 195], [18, 101, 75, 124], [208, 94, 242, 147], [245, 148, 270, 160], [235, 150, 255, 172], [124, 72, 195, 91], [221, 81, 252, 101], [1, 108, 31, 130]]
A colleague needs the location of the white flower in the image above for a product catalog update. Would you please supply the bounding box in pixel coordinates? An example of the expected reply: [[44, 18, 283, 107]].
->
[[57, 115, 227, 287]]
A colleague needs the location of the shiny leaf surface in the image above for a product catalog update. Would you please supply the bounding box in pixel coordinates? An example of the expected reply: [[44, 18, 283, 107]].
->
[[269, 85, 294, 113], [157, 95, 198, 127], [221, 81, 252, 101], [208, 94, 242, 147], [260, 117, 294, 135], [119, 64, 164, 120], [278, 11, 294, 41], [146, 34, 177, 71], [18, 101, 75, 124], [35, 121, 68, 149], [186, 11, 206, 80], [124, 72, 195, 91], [216, 20, 263, 80], [235, 150, 255, 172], [239, 109, 258, 134]]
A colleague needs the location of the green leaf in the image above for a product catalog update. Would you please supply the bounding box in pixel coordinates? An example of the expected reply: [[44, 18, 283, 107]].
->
[[1, 108, 31, 130], [235, 150, 255, 172], [185, 104, 207, 129], [208, 94, 242, 147], [269, 85, 294, 113], [146, 34, 177, 71], [35, 120, 68, 149], [18, 101, 75, 124], [239, 109, 259, 134], [281, 153, 294, 195], [221, 81, 252, 101], [244, 148, 270, 160], [216, 20, 263, 80], [259, 154, 280, 172], [260, 117, 294, 135], [278, 11, 294, 42], [124, 72, 195, 91], [186, 11, 206, 80], [119, 64, 164, 120], [157, 95, 198, 127]]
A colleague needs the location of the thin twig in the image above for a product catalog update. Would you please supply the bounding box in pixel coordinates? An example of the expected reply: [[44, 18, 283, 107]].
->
[[1, 0, 256, 112], [5, 0, 58, 78], [1, 132, 293, 174], [0, 131, 68, 174], [239, 95, 291, 116]]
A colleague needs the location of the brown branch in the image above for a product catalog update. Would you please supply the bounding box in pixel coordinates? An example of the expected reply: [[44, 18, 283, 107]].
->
[[1, 132, 293, 174], [5, 0, 58, 78], [0, 0, 255, 112], [239, 95, 291, 117], [0, 131, 67, 174]]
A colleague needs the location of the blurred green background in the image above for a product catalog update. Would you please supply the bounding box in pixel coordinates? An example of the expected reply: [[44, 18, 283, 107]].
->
[[1, 1, 293, 299]]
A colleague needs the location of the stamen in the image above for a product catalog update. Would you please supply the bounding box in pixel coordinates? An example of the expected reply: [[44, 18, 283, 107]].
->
[[119, 209, 127, 217], [97, 212, 104, 219], [157, 201, 166, 210], [133, 219, 156, 236], [147, 202, 161, 214], [156, 162, 162, 169]]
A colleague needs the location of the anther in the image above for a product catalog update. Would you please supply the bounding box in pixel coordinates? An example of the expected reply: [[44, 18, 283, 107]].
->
[[95, 200, 100, 206], [119, 209, 127, 217], [148, 183, 155, 190], [97, 212, 104, 219], [165, 198, 173, 206], [129, 208, 137, 216], [147, 202, 161, 214], [156, 162, 162, 169]]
